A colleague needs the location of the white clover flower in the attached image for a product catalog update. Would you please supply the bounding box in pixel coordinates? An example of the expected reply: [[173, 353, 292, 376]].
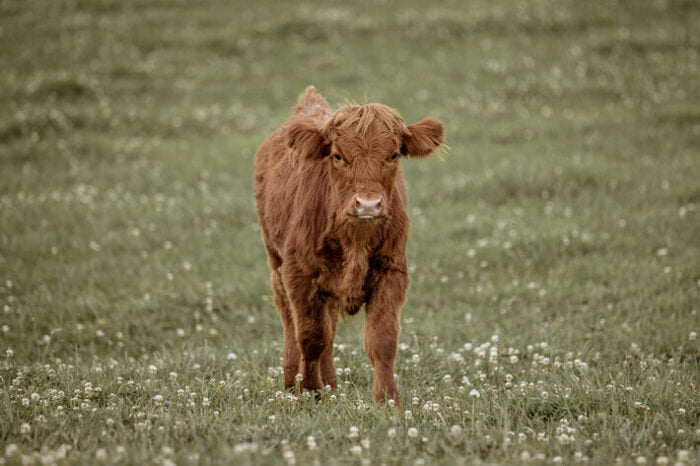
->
[[95, 449, 107, 461], [360, 439, 370, 449], [690, 332, 697, 341], [294, 373, 303, 383], [306, 436, 317, 450], [227, 352, 238, 361], [148, 365, 157, 375], [387, 428, 397, 438], [404, 410, 413, 420], [469, 389, 480, 399], [558, 433, 573, 445], [153, 394, 164, 403], [234, 443, 258, 453], [450, 425, 462, 437], [282, 449, 295, 464], [5, 444, 20, 457], [349, 445, 362, 457], [20, 423, 31, 435], [348, 426, 359, 439], [407, 427, 419, 439]]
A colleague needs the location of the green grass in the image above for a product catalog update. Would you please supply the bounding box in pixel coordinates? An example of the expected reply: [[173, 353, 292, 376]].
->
[[1, 0, 699, 464]]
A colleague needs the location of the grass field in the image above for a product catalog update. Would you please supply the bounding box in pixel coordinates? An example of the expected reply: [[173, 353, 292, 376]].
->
[[1, 0, 699, 464]]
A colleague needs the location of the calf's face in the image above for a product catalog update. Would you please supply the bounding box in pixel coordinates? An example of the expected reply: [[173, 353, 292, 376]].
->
[[287, 104, 444, 223], [330, 128, 400, 220]]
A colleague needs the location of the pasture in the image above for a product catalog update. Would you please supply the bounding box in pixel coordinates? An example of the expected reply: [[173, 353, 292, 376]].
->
[[1, 0, 699, 464]]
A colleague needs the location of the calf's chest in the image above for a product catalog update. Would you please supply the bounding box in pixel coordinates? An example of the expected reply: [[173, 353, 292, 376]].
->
[[316, 237, 378, 315]]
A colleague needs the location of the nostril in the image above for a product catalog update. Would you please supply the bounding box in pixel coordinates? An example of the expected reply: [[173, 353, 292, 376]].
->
[[356, 197, 381, 208], [355, 196, 383, 217]]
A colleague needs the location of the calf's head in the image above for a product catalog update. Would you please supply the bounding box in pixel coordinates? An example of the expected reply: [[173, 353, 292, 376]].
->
[[287, 104, 444, 222]]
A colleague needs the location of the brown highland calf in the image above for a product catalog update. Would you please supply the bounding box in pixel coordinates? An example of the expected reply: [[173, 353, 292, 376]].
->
[[254, 86, 444, 406]]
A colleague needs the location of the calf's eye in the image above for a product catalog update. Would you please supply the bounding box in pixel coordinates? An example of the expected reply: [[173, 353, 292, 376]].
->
[[334, 154, 342, 161], [390, 153, 399, 161]]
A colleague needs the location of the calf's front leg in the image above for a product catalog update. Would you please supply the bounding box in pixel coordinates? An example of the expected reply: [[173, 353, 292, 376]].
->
[[271, 271, 300, 389], [320, 306, 339, 390], [282, 265, 334, 394], [363, 269, 407, 407], [295, 298, 334, 394]]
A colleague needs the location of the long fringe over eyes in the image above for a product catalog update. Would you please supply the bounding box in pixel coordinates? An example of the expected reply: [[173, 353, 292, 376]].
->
[[327, 104, 409, 138]]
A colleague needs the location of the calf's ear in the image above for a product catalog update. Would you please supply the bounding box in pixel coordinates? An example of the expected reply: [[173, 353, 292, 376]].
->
[[401, 117, 444, 158], [286, 119, 330, 163]]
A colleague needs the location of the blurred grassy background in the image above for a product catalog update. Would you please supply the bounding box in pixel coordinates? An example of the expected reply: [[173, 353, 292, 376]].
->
[[1, 0, 699, 464]]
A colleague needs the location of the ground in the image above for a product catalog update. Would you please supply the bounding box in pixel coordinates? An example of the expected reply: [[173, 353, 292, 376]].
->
[[0, 0, 699, 464]]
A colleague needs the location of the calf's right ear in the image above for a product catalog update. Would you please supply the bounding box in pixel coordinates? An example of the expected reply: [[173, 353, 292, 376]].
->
[[286, 119, 330, 163]]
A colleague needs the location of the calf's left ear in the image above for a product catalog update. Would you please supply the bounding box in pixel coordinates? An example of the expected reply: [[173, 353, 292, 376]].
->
[[401, 118, 445, 158]]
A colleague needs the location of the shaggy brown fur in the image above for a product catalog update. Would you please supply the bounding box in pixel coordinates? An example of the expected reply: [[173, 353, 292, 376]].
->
[[254, 86, 444, 406]]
